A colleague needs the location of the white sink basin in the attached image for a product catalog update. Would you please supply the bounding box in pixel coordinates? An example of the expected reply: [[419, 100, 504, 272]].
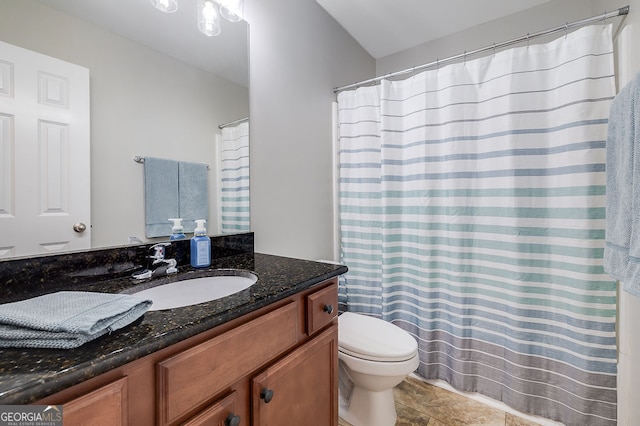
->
[[132, 270, 258, 311]]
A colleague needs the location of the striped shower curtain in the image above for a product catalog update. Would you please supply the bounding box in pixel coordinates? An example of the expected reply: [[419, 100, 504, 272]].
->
[[217, 121, 250, 233], [337, 25, 617, 425]]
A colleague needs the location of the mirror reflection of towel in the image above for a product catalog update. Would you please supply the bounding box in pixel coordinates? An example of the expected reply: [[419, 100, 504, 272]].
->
[[145, 158, 179, 238], [144, 157, 208, 238], [179, 161, 209, 233]]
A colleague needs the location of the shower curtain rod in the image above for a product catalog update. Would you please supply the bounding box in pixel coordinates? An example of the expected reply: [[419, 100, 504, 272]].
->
[[218, 117, 249, 129], [333, 6, 629, 94]]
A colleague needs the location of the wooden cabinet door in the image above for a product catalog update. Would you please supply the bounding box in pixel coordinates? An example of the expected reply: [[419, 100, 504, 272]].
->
[[251, 323, 338, 426], [63, 377, 128, 426]]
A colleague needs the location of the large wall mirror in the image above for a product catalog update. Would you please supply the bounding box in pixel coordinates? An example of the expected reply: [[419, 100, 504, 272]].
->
[[0, 0, 249, 259]]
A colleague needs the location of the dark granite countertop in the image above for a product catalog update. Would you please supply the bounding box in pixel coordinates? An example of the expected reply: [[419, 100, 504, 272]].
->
[[0, 252, 347, 404]]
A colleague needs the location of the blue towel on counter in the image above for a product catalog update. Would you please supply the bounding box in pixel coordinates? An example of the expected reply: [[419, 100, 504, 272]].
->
[[604, 72, 640, 297], [178, 161, 209, 233], [0, 292, 152, 349], [144, 157, 179, 238]]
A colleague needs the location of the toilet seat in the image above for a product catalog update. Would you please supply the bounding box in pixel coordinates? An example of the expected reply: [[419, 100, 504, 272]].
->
[[338, 312, 418, 362]]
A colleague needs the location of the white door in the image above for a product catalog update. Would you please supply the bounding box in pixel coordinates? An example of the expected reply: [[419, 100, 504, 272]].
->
[[0, 41, 90, 258]]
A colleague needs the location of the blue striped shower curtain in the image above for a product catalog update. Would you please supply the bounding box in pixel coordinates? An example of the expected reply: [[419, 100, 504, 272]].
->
[[218, 121, 250, 233], [337, 25, 617, 425]]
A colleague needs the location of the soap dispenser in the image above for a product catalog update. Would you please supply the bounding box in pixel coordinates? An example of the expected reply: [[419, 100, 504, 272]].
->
[[168, 218, 186, 240], [190, 219, 211, 268]]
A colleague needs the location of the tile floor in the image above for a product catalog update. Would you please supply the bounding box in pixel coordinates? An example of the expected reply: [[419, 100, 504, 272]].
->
[[338, 376, 542, 426]]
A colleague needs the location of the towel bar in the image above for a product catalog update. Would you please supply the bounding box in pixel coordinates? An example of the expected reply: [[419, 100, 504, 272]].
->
[[133, 156, 209, 170]]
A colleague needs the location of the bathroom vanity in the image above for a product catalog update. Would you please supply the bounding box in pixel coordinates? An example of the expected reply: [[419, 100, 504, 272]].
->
[[0, 233, 347, 425]]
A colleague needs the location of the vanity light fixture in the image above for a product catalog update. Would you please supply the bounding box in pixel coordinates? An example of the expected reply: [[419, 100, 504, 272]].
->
[[150, 0, 178, 13], [198, 0, 222, 37], [218, 0, 244, 22], [151, 0, 243, 37]]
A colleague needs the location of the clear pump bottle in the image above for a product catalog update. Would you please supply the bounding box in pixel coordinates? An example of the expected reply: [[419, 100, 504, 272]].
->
[[168, 218, 186, 240]]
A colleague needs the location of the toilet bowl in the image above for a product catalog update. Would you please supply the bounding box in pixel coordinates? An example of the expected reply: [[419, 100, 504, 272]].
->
[[338, 312, 419, 426]]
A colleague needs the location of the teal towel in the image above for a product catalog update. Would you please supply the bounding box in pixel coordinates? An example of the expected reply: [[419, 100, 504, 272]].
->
[[144, 157, 179, 238], [144, 158, 208, 237], [179, 161, 209, 233], [0, 292, 152, 349]]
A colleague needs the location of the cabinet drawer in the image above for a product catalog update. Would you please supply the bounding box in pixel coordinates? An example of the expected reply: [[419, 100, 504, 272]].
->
[[157, 301, 298, 425], [63, 377, 128, 426], [182, 391, 240, 426], [306, 280, 338, 335]]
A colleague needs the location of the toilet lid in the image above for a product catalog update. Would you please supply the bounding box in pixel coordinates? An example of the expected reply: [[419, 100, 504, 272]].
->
[[338, 312, 418, 362]]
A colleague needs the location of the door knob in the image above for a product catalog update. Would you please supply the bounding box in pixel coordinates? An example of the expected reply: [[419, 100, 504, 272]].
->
[[73, 222, 87, 233], [323, 304, 334, 314]]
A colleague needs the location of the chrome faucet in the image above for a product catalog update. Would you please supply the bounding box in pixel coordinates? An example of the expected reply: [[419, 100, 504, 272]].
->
[[132, 242, 178, 279]]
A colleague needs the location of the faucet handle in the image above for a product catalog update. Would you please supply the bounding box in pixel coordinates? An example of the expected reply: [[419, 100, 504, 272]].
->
[[165, 258, 178, 274], [150, 242, 171, 263]]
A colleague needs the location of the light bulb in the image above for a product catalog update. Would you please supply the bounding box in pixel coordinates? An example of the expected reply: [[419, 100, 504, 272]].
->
[[218, 0, 243, 22], [150, 0, 178, 13], [198, 0, 221, 37]]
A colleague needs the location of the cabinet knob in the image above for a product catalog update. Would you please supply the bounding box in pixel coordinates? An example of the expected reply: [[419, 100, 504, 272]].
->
[[260, 388, 274, 403], [323, 304, 334, 314], [225, 413, 241, 426]]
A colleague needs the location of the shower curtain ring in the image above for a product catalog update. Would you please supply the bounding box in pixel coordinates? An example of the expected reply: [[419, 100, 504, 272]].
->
[[564, 22, 569, 37], [526, 33, 530, 48]]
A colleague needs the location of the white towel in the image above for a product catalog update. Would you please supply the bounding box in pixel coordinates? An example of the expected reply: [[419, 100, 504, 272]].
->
[[604, 72, 640, 297]]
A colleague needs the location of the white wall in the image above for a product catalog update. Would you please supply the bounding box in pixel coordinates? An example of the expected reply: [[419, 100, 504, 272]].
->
[[0, 0, 249, 249], [374, 0, 640, 424], [377, 0, 618, 76], [244, 0, 374, 260]]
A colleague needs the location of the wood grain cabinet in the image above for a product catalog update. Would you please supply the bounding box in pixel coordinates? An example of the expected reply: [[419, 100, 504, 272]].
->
[[38, 278, 339, 426], [157, 301, 300, 425], [252, 324, 338, 426], [181, 392, 240, 426], [62, 377, 128, 426]]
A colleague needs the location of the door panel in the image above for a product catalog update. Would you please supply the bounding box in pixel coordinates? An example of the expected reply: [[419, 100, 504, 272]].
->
[[0, 40, 90, 258], [252, 324, 338, 426]]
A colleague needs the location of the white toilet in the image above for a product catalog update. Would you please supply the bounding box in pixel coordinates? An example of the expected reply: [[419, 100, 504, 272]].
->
[[338, 312, 420, 426]]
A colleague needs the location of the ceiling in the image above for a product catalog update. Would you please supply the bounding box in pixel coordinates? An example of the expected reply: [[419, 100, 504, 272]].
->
[[36, 0, 249, 87], [315, 0, 551, 58], [33, 0, 552, 84]]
